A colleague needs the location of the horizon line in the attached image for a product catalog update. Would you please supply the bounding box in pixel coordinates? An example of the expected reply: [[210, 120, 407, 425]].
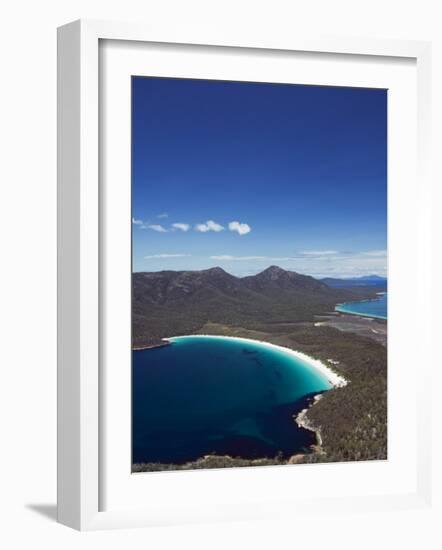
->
[[132, 265, 388, 280]]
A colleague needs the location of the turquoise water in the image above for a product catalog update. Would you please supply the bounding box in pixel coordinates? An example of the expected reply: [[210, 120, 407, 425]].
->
[[133, 336, 332, 464], [335, 292, 387, 319]]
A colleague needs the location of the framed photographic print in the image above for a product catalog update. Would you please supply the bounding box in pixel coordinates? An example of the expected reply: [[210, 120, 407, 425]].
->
[[57, 20, 432, 530]]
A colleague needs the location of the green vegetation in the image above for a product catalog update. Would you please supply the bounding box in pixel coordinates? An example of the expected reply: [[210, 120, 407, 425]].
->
[[132, 267, 387, 471], [133, 454, 287, 472], [202, 323, 387, 465], [132, 266, 380, 347]]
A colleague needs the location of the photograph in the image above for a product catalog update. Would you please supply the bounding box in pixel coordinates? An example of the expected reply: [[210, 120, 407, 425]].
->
[[131, 76, 388, 473]]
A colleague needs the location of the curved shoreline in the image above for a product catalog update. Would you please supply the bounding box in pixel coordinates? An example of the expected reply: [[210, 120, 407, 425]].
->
[[164, 334, 348, 388], [133, 333, 350, 469]]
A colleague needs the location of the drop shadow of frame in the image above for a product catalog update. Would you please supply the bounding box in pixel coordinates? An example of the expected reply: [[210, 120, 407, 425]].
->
[[25, 504, 57, 522]]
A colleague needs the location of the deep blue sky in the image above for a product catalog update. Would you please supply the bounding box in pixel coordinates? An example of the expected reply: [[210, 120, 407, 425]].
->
[[132, 77, 387, 277]]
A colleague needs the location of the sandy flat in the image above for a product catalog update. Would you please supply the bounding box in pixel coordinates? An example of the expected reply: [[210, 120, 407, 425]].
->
[[315, 313, 387, 346]]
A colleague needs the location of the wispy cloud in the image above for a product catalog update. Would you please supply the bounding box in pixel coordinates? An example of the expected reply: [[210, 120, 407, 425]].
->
[[300, 250, 338, 256], [361, 249, 387, 257], [132, 217, 143, 225], [157, 213, 169, 219], [195, 220, 224, 233], [228, 221, 251, 235], [172, 223, 190, 232], [208, 249, 387, 278], [211, 255, 266, 261], [144, 224, 168, 233], [144, 253, 191, 259], [210, 255, 293, 262]]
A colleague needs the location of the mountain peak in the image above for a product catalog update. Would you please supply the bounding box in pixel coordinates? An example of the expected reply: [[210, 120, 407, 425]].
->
[[246, 265, 328, 292], [260, 265, 287, 277], [132, 266, 346, 327], [204, 266, 230, 276]]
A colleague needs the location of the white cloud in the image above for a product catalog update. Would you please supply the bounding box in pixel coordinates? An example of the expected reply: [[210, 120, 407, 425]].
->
[[157, 213, 169, 219], [228, 221, 251, 235], [171, 223, 190, 232], [145, 224, 168, 233], [144, 253, 191, 259], [195, 220, 224, 233], [132, 217, 143, 225]]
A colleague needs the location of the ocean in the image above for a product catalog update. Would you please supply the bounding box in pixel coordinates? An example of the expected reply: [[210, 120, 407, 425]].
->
[[132, 335, 332, 465], [335, 292, 387, 320]]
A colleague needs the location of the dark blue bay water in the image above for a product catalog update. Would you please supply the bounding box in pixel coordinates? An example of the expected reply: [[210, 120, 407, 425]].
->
[[133, 336, 332, 464], [335, 292, 387, 320]]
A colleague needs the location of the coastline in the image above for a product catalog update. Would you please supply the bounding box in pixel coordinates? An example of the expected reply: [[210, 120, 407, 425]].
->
[[334, 292, 387, 321], [132, 341, 171, 351], [132, 317, 387, 471], [294, 393, 324, 450], [133, 333, 349, 469], [334, 306, 387, 321], [132, 390, 327, 472], [165, 333, 348, 388]]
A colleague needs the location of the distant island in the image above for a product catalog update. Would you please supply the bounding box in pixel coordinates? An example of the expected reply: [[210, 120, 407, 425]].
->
[[132, 266, 387, 471]]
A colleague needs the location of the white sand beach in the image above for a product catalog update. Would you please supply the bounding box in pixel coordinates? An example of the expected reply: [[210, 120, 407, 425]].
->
[[164, 334, 348, 388]]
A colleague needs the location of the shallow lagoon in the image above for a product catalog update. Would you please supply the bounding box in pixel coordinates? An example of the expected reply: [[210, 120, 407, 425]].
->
[[132, 335, 332, 464]]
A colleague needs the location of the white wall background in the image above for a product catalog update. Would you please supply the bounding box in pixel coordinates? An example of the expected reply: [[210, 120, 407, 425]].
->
[[0, 0, 440, 547]]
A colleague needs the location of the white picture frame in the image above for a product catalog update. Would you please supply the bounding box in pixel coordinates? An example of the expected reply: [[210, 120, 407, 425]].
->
[[57, 19, 432, 531]]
